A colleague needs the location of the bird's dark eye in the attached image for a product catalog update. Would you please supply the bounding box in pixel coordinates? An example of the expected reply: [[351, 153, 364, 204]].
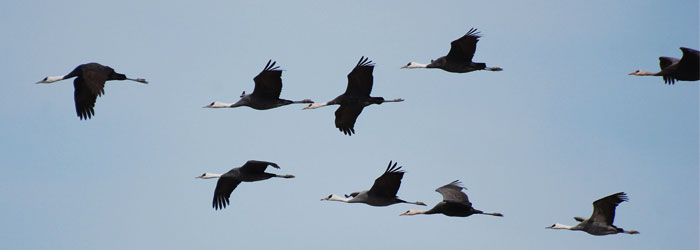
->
[[406, 63, 411, 66], [327, 194, 332, 199], [209, 102, 215, 106], [43, 77, 48, 81], [201, 173, 206, 177]]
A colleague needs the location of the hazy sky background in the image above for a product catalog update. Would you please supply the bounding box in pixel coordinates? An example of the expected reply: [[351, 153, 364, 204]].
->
[[1, 0, 698, 249]]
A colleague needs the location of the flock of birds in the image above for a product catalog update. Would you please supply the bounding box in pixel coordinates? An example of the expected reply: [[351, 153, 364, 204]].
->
[[36, 28, 698, 236]]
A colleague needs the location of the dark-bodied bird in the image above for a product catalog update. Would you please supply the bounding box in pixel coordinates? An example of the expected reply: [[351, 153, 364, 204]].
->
[[400, 180, 503, 217], [320, 161, 425, 207], [401, 28, 502, 73], [546, 192, 639, 235], [629, 47, 699, 84], [36, 62, 148, 120], [196, 160, 295, 210], [203, 60, 313, 109], [303, 57, 404, 136]]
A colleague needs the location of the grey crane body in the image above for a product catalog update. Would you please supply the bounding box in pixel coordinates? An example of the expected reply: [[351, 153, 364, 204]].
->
[[196, 160, 295, 210], [630, 47, 699, 84], [546, 192, 639, 236], [425, 56, 489, 73], [401, 28, 502, 73], [570, 219, 628, 236], [423, 201, 486, 217], [230, 92, 299, 110], [204, 60, 312, 110], [400, 180, 503, 217], [304, 57, 404, 136], [321, 161, 425, 207], [36, 62, 148, 120], [344, 189, 417, 207]]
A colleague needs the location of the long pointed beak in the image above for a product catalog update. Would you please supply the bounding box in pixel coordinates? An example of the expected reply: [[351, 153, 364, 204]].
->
[[400, 65, 408, 69]]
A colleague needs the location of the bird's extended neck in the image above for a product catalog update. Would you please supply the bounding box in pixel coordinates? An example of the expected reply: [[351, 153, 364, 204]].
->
[[321, 194, 351, 202], [203, 101, 234, 108], [401, 62, 429, 69], [400, 209, 429, 216], [629, 69, 658, 76], [303, 101, 330, 110], [196, 173, 223, 179], [36, 75, 67, 84], [547, 223, 575, 230]]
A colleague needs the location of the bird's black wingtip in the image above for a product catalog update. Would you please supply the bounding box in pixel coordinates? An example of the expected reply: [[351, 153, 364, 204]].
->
[[263, 60, 281, 71], [465, 27, 482, 38], [356, 56, 375, 67]]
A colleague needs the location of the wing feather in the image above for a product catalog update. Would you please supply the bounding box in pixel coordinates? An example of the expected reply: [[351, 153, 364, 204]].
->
[[590, 192, 628, 225], [213, 177, 241, 210], [239, 160, 279, 174], [344, 56, 374, 97], [252, 60, 283, 99], [445, 28, 481, 63], [73, 65, 109, 120], [368, 161, 404, 198], [435, 180, 471, 205], [334, 104, 364, 136]]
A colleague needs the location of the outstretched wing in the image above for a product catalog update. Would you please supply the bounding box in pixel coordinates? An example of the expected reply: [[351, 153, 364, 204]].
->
[[446, 28, 481, 63], [368, 161, 404, 198], [344, 57, 374, 98], [334, 104, 365, 136], [658, 57, 680, 84], [658, 57, 679, 70], [678, 47, 700, 79], [73, 64, 110, 120], [435, 180, 471, 205], [213, 177, 241, 210], [239, 160, 280, 174], [252, 60, 283, 99], [679, 47, 700, 67], [590, 192, 628, 225]]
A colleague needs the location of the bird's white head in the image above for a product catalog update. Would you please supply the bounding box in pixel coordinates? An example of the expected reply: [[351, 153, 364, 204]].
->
[[36, 75, 65, 84], [400, 209, 425, 216], [203, 101, 232, 108], [546, 223, 571, 230], [303, 102, 328, 110], [400, 62, 428, 69], [195, 173, 222, 179], [628, 69, 655, 76]]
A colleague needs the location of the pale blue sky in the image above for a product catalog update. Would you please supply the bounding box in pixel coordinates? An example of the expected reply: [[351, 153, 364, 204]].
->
[[1, 0, 698, 249]]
